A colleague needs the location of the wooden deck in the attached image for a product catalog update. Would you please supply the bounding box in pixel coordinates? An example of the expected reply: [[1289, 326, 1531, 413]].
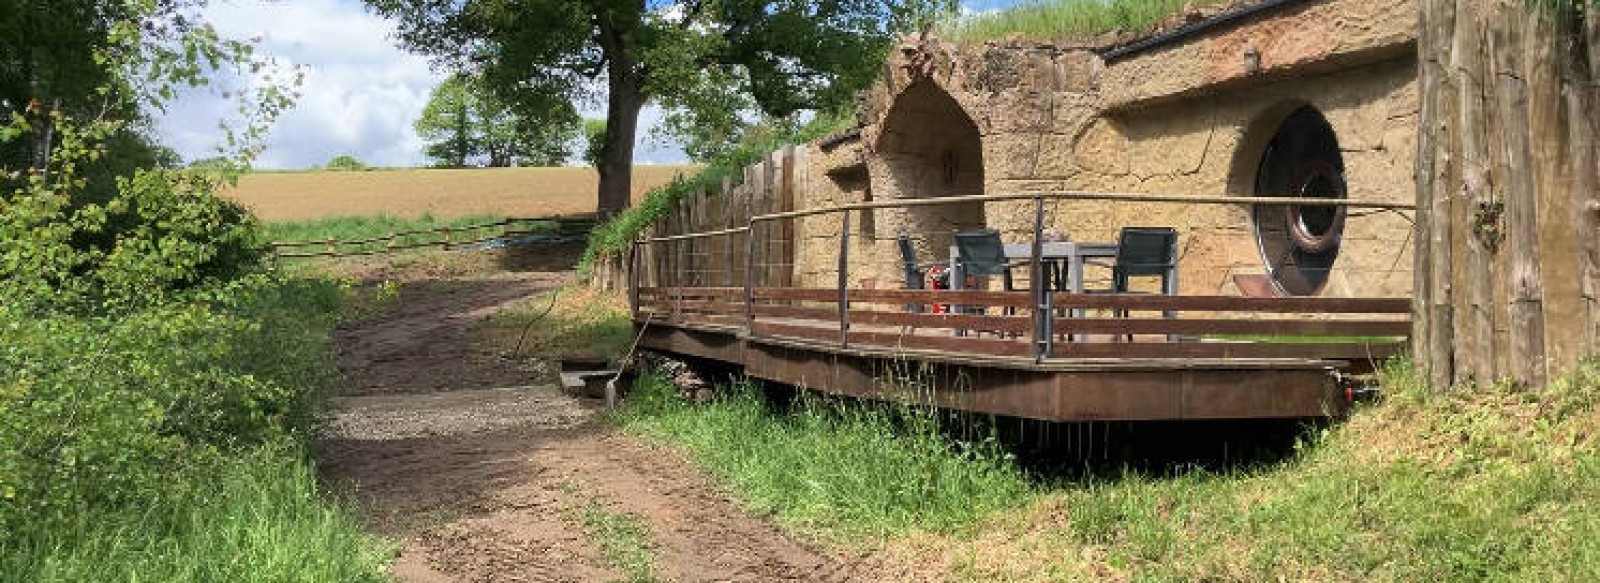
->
[[625, 181, 1416, 423], [632, 286, 1409, 422]]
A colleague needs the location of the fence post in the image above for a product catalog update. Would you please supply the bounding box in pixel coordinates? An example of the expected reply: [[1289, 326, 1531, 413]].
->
[[838, 209, 851, 348], [1032, 196, 1049, 362], [674, 238, 685, 324], [744, 219, 758, 335], [386, 232, 396, 251], [325, 237, 336, 256], [441, 227, 452, 251], [627, 239, 640, 318]]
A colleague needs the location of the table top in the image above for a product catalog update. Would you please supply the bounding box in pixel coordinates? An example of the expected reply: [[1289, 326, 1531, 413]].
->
[[948, 241, 1118, 261]]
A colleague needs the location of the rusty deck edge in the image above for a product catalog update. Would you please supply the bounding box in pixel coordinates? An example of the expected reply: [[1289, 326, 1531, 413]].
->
[[635, 318, 1349, 372], [635, 321, 1349, 422]]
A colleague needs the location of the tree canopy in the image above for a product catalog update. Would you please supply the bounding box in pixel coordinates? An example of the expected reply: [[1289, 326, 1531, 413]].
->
[[414, 74, 578, 168], [365, 0, 948, 217]]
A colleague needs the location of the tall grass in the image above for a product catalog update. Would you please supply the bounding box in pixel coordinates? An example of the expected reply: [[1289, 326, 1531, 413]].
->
[[2, 446, 389, 582], [614, 371, 1035, 536], [939, 0, 1229, 43], [265, 212, 511, 244], [919, 357, 1600, 580]]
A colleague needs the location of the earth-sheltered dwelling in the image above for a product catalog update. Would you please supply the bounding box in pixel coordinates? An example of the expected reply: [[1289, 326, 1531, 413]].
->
[[798, 0, 1418, 300], [625, 0, 1421, 423]]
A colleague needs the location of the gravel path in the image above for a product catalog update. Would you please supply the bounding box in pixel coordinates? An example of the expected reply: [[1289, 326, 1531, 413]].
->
[[316, 258, 869, 582]]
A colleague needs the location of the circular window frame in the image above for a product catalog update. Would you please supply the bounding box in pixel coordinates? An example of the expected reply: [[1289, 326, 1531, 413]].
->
[[1250, 106, 1347, 297]]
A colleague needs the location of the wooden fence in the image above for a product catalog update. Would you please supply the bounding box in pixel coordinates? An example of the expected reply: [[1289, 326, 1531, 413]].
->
[[271, 214, 597, 259], [632, 145, 803, 293]]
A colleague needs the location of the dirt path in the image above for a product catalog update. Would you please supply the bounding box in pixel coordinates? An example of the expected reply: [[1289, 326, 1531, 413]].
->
[[317, 258, 865, 582]]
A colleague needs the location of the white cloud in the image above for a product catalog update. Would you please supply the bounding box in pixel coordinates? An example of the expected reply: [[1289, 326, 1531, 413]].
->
[[155, 0, 686, 169]]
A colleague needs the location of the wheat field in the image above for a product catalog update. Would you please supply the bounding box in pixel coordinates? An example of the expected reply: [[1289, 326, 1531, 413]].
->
[[223, 165, 697, 221]]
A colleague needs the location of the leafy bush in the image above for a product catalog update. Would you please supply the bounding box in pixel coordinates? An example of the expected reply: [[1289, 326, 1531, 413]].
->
[[1, 117, 266, 312], [0, 276, 343, 532]]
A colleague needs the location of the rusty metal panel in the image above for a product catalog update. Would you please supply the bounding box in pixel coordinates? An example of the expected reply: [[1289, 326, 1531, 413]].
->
[[638, 325, 745, 364], [650, 322, 1348, 422]]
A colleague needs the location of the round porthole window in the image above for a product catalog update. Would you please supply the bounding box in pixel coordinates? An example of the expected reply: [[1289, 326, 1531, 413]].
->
[[1252, 106, 1346, 296]]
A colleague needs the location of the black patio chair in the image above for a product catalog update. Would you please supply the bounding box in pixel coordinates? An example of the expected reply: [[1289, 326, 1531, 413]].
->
[[952, 230, 1033, 338], [897, 235, 946, 313], [952, 229, 1018, 293], [1086, 227, 1179, 341]]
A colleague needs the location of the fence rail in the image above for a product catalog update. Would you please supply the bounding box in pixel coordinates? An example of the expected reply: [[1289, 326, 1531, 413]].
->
[[270, 214, 597, 259]]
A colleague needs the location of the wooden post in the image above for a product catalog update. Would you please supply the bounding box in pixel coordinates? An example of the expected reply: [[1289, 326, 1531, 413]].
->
[[674, 239, 685, 324], [1415, 0, 1598, 388], [325, 237, 336, 256], [441, 227, 452, 251]]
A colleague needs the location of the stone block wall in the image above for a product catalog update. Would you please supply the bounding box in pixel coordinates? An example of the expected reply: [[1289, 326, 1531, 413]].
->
[[794, 0, 1418, 299]]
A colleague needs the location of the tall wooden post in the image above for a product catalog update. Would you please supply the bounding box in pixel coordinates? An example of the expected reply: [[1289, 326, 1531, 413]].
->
[[1416, 0, 1600, 388]]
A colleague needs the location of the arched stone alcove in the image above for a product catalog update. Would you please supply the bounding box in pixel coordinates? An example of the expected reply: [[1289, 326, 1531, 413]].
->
[[869, 79, 986, 255]]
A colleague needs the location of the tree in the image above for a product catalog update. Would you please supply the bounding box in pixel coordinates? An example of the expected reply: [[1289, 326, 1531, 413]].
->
[[414, 74, 578, 168], [581, 118, 607, 168], [365, 0, 948, 218], [1414, 0, 1600, 389], [325, 154, 368, 171]]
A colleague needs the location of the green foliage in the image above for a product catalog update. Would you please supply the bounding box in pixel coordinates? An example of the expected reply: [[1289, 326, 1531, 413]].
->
[[367, 0, 946, 213], [415, 74, 578, 168], [582, 118, 607, 168], [324, 154, 369, 171], [581, 111, 855, 271], [0, 277, 342, 530], [616, 371, 1035, 536], [938, 0, 1228, 43], [1, 3, 377, 578], [1, 117, 267, 312]]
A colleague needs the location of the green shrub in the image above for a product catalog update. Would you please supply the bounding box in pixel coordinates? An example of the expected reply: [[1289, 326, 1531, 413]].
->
[[0, 275, 343, 533]]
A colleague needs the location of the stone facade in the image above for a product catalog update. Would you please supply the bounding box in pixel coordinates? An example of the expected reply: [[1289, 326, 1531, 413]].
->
[[796, 0, 1418, 299]]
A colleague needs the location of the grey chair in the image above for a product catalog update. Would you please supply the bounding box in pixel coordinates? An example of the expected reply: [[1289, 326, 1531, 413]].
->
[[952, 230, 1033, 337], [952, 229, 1017, 292], [1106, 227, 1178, 294], [897, 235, 946, 313], [1087, 227, 1179, 341]]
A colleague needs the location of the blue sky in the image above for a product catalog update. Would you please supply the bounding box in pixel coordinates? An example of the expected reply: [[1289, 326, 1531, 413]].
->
[[156, 0, 1022, 169]]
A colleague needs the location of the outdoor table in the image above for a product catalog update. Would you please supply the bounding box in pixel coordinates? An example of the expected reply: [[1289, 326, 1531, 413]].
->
[[947, 241, 1179, 341]]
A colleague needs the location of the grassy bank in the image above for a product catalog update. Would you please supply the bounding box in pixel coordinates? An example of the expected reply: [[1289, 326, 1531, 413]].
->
[[0, 277, 389, 581], [938, 0, 1228, 44], [610, 346, 1600, 578], [926, 360, 1600, 580]]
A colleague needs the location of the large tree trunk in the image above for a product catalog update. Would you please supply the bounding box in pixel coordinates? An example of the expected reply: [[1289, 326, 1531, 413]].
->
[[596, 67, 645, 219], [1416, 0, 1600, 388]]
